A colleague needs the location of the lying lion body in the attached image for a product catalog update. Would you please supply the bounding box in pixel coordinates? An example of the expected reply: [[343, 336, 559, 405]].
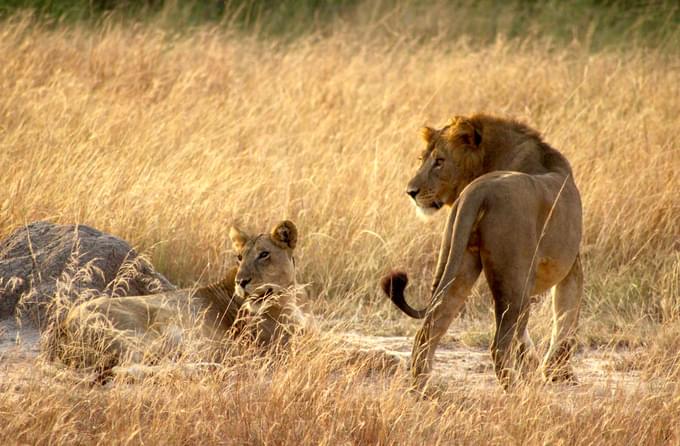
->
[[382, 114, 583, 388], [51, 269, 253, 371], [49, 221, 400, 376]]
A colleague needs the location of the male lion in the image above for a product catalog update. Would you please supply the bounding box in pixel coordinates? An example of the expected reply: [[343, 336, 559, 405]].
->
[[381, 114, 582, 389], [49, 220, 401, 377]]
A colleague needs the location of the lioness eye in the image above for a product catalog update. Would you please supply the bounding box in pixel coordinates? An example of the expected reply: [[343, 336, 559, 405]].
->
[[258, 251, 270, 260], [236, 254, 242, 262], [434, 158, 444, 167]]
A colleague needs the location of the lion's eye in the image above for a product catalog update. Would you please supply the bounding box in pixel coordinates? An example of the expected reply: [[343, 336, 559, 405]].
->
[[236, 254, 242, 262], [434, 158, 444, 168], [258, 251, 270, 260]]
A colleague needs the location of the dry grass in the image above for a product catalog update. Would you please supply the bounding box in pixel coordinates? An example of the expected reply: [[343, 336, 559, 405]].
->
[[0, 6, 679, 444]]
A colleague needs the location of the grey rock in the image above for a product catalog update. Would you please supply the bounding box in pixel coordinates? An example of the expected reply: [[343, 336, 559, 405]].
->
[[0, 221, 175, 325]]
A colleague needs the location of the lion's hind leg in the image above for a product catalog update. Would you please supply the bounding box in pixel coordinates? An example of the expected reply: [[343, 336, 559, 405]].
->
[[412, 251, 482, 386], [542, 255, 582, 383], [483, 249, 537, 390], [517, 326, 541, 378], [489, 294, 534, 390]]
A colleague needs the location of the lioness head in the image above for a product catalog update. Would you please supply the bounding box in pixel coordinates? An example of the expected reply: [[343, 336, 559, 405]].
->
[[406, 116, 484, 218], [229, 220, 298, 307]]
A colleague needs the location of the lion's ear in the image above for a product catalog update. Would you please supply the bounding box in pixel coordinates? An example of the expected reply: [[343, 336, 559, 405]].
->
[[229, 226, 250, 252], [420, 126, 435, 143], [271, 220, 298, 250], [448, 117, 482, 148]]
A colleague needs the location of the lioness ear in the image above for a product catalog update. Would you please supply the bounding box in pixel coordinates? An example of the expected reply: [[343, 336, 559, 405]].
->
[[271, 220, 298, 250], [229, 226, 250, 252], [448, 117, 482, 148], [420, 126, 435, 143]]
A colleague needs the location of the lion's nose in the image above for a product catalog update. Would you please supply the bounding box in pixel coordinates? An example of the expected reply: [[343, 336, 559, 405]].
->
[[237, 278, 251, 289], [406, 187, 420, 199]]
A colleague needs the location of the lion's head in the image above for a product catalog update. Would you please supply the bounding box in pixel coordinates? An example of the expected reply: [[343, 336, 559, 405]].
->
[[228, 220, 298, 309], [406, 117, 484, 218]]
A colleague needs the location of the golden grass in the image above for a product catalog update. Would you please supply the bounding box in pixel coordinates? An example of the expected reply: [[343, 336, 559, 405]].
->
[[1, 9, 679, 444]]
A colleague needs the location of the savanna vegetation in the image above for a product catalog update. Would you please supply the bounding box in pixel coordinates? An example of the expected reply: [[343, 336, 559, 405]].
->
[[0, 1, 678, 444]]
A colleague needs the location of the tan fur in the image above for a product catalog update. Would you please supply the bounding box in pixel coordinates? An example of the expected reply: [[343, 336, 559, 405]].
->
[[50, 221, 402, 377], [49, 221, 308, 375], [386, 113, 583, 389], [50, 269, 245, 372]]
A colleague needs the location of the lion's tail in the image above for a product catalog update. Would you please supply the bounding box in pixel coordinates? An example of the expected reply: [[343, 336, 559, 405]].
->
[[381, 188, 486, 319], [380, 271, 426, 319], [432, 188, 486, 297]]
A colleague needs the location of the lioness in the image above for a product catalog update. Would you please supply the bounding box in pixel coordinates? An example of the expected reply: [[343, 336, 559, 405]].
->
[[49, 220, 401, 376], [381, 114, 582, 389]]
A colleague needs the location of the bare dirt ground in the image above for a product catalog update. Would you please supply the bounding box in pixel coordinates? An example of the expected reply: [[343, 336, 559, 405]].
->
[[348, 333, 644, 397], [0, 318, 40, 366], [1, 317, 641, 397], [0, 318, 43, 396]]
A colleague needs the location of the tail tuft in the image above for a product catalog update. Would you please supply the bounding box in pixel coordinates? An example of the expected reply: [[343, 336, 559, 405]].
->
[[380, 270, 409, 300], [380, 270, 426, 319]]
